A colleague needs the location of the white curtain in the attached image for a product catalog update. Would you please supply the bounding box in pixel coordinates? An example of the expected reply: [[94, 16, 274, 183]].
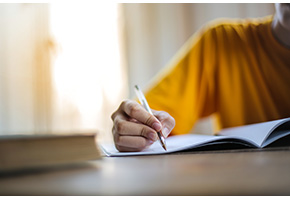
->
[[0, 3, 127, 142], [49, 3, 127, 141], [0, 4, 52, 134]]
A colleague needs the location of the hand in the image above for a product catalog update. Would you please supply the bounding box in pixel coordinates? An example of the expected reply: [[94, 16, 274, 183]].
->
[[111, 99, 175, 152]]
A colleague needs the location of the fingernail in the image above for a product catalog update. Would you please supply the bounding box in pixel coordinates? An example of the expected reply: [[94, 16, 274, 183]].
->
[[162, 127, 170, 137], [152, 122, 162, 131], [148, 132, 157, 141], [148, 140, 154, 145]]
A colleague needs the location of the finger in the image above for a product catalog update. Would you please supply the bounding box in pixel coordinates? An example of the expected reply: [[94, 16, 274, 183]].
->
[[153, 110, 176, 138], [114, 145, 139, 152], [121, 100, 162, 132], [113, 115, 158, 141], [114, 135, 154, 152]]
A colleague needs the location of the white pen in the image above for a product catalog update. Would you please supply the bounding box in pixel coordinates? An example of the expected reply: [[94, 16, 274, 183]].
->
[[134, 85, 167, 151]]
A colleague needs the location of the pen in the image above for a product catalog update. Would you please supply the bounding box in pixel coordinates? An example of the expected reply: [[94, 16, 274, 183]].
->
[[134, 85, 167, 151]]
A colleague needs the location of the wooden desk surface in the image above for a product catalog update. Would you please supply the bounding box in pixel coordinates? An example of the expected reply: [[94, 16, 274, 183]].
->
[[1, 147, 290, 195]]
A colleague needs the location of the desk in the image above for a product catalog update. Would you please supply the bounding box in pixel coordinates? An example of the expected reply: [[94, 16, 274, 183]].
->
[[1, 147, 290, 195]]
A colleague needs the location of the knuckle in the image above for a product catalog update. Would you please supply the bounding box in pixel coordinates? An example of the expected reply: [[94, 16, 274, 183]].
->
[[159, 110, 168, 117], [112, 100, 128, 120], [140, 126, 148, 137], [128, 103, 140, 117], [115, 120, 125, 134], [161, 111, 170, 120], [120, 99, 129, 109], [111, 111, 117, 120], [145, 115, 155, 126]]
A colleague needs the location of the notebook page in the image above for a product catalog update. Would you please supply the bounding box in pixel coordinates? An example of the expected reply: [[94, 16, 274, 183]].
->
[[101, 134, 223, 157], [218, 118, 290, 147]]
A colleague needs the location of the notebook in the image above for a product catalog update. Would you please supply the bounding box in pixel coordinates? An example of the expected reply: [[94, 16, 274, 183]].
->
[[102, 117, 290, 156]]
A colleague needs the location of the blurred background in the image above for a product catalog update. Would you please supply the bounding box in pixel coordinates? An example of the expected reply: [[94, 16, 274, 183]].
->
[[0, 3, 275, 141]]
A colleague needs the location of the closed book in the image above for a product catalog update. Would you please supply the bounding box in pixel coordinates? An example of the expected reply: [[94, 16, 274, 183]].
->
[[0, 133, 101, 171]]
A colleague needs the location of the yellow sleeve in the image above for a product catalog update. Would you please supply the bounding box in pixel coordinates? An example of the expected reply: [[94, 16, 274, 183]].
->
[[145, 16, 290, 134], [144, 25, 218, 135]]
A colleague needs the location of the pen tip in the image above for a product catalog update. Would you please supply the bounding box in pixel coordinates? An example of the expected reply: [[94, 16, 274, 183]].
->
[[163, 144, 167, 151]]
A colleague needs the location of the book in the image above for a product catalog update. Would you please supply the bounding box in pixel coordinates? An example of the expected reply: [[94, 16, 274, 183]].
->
[[101, 117, 290, 156], [0, 133, 101, 171]]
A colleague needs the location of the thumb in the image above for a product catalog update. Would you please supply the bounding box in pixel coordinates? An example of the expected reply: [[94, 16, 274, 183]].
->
[[153, 110, 175, 138]]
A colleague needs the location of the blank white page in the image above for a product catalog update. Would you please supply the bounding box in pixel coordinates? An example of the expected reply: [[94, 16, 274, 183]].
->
[[101, 134, 224, 157]]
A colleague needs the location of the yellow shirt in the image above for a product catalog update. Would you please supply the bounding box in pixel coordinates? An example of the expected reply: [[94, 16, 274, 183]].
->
[[144, 16, 290, 135]]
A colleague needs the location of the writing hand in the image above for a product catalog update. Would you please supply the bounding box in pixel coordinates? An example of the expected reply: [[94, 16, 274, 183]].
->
[[111, 99, 175, 152]]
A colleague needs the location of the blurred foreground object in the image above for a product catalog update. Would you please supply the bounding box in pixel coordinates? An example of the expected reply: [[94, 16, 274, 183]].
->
[[0, 133, 101, 172]]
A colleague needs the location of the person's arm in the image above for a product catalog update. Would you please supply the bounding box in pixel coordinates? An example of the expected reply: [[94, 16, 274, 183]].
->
[[145, 23, 218, 135]]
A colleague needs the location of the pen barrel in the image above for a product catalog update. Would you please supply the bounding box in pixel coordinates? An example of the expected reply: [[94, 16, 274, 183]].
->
[[134, 85, 167, 151], [141, 100, 153, 115]]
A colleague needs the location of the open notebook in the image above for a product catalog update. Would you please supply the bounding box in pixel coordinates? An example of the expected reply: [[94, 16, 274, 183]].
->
[[102, 117, 290, 157]]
